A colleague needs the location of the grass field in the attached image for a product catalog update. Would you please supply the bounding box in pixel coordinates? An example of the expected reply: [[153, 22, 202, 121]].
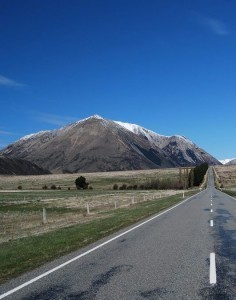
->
[[0, 190, 197, 284], [0, 168, 198, 283], [214, 165, 236, 189], [0, 168, 179, 190]]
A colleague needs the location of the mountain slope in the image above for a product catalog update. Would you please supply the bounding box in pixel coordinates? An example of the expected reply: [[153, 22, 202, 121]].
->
[[0, 155, 51, 175], [0, 115, 220, 173]]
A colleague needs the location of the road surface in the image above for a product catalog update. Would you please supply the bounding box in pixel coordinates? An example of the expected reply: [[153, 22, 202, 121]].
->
[[1, 167, 236, 299]]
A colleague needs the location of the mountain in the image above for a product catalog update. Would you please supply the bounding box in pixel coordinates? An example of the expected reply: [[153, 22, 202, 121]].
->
[[219, 158, 236, 165], [225, 159, 236, 166], [0, 155, 51, 175], [0, 115, 220, 173]]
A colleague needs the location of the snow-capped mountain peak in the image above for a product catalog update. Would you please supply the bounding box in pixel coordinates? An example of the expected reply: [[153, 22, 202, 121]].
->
[[1, 114, 220, 173], [219, 158, 236, 165]]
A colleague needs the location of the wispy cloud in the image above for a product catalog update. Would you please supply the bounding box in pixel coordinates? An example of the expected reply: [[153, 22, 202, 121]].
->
[[35, 113, 77, 126], [0, 130, 13, 135], [200, 17, 229, 36], [0, 74, 26, 87]]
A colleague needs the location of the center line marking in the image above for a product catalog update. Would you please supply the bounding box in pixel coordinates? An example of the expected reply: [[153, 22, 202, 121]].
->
[[210, 253, 217, 285], [211, 209, 213, 213], [210, 220, 214, 227]]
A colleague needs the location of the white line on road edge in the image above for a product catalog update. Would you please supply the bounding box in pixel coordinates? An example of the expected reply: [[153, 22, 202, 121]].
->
[[210, 220, 214, 227], [210, 253, 217, 285], [0, 191, 203, 299]]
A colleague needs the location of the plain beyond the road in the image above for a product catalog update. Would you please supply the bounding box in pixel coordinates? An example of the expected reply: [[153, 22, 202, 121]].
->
[[0, 168, 236, 299]]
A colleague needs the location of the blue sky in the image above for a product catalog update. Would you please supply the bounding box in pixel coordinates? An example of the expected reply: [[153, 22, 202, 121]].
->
[[0, 0, 235, 160]]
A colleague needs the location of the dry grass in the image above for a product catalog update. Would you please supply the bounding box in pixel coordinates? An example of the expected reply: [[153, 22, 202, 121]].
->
[[0, 168, 188, 244], [214, 165, 236, 189], [0, 168, 179, 190], [0, 189, 184, 244]]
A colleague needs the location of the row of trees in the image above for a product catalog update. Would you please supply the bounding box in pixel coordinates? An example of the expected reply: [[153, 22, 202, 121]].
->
[[178, 163, 208, 188], [75, 164, 208, 191]]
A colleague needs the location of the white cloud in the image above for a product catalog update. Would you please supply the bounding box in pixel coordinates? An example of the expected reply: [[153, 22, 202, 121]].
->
[[0, 74, 26, 87], [35, 113, 77, 126], [201, 17, 229, 36]]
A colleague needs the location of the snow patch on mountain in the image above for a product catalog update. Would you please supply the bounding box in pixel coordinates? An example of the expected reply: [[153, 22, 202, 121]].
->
[[172, 135, 195, 146], [219, 158, 236, 165], [20, 131, 51, 141]]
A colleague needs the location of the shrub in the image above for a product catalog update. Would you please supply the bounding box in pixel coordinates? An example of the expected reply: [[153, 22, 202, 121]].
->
[[113, 184, 118, 190], [42, 185, 48, 190], [119, 184, 127, 190], [75, 176, 89, 190], [51, 184, 57, 190], [17, 185, 22, 190]]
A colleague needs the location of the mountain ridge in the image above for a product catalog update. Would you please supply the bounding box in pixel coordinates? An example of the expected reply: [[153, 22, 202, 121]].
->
[[0, 115, 220, 173], [0, 155, 51, 175]]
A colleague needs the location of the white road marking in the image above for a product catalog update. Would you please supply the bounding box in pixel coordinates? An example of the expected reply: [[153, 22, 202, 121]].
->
[[0, 192, 203, 299], [211, 209, 213, 213], [210, 253, 217, 285], [210, 220, 214, 227], [211, 203, 212, 206]]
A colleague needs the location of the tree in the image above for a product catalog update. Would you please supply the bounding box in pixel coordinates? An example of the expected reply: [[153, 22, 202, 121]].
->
[[75, 176, 89, 190], [191, 163, 208, 186]]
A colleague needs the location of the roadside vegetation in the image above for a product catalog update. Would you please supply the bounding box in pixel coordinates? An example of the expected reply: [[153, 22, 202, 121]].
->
[[214, 165, 236, 190], [0, 167, 205, 283], [0, 190, 197, 284]]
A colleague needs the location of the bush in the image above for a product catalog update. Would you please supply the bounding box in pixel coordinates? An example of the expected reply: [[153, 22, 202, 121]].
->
[[68, 187, 71, 190], [57, 186, 61, 190], [17, 185, 22, 190], [42, 185, 48, 190], [75, 176, 89, 190], [51, 184, 57, 190], [119, 184, 127, 190], [113, 184, 118, 190], [127, 185, 133, 190]]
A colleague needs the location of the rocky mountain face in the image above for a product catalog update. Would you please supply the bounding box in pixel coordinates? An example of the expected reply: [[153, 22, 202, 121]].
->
[[0, 115, 220, 173], [0, 155, 51, 175]]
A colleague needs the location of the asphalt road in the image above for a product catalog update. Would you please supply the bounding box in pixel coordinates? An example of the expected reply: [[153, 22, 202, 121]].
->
[[1, 168, 236, 299]]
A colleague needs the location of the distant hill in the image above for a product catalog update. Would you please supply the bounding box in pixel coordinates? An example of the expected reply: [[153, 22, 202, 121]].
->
[[219, 158, 236, 165], [0, 115, 220, 173], [225, 159, 236, 166], [0, 156, 51, 175]]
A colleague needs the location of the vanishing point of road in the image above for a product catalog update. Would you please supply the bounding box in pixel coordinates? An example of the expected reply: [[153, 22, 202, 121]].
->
[[1, 167, 236, 299]]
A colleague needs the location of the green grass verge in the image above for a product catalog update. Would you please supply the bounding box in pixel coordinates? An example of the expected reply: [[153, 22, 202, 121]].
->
[[222, 190, 236, 198], [0, 190, 197, 284]]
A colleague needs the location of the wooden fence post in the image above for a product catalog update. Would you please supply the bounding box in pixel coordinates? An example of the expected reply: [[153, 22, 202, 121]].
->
[[86, 203, 90, 215], [42, 208, 47, 224]]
